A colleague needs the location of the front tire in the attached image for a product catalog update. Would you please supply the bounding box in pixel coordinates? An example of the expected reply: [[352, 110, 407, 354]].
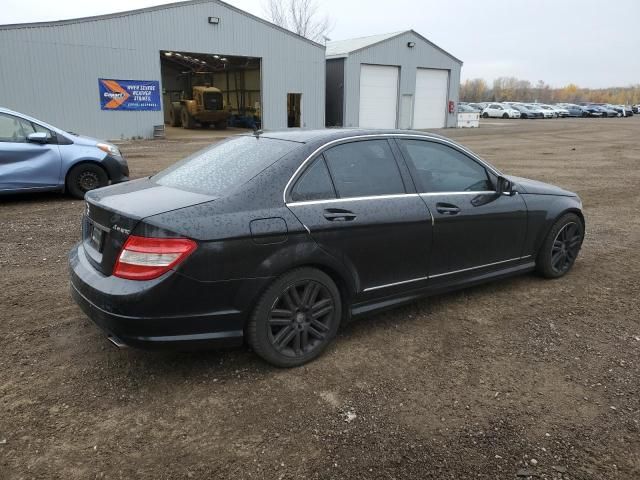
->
[[482, 112, 489, 119], [247, 268, 342, 367], [502, 113, 509, 119], [168, 106, 181, 127], [66, 163, 109, 199], [181, 109, 196, 129], [536, 213, 584, 278]]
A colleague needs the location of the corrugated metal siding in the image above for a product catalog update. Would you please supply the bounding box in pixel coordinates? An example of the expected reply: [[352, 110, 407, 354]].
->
[[340, 31, 461, 128], [325, 58, 344, 126], [0, 1, 325, 139]]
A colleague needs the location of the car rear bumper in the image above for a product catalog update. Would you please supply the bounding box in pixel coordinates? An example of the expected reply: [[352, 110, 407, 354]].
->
[[68, 243, 269, 350]]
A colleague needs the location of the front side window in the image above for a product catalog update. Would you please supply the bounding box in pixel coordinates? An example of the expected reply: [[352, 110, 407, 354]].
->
[[323, 140, 405, 198], [0, 114, 33, 143], [399, 140, 493, 193], [290, 157, 336, 202], [154, 136, 299, 196]]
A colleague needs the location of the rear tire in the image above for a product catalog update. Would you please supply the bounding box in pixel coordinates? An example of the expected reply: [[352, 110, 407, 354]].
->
[[200, 122, 211, 129], [215, 120, 228, 130], [536, 213, 584, 279], [169, 106, 181, 127], [66, 163, 108, 199], [247, 268, 342, 367]]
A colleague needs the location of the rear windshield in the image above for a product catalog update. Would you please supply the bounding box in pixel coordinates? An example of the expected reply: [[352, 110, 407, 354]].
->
[[154, 136, 299, 196]]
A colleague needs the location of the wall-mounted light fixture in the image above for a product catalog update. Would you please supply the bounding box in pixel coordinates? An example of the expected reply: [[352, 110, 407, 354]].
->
[[208, 16, 220, 24], [407, 41, 416, 48]]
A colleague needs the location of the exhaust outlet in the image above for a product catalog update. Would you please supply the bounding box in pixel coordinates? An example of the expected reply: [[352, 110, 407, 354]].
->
[[107, 335, 127, 348]]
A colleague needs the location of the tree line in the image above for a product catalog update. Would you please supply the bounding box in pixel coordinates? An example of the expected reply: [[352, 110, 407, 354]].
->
[[461, 77, 640, 105]]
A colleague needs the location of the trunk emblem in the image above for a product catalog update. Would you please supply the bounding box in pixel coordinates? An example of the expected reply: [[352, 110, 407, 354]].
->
[[112, 225, 131, 235]]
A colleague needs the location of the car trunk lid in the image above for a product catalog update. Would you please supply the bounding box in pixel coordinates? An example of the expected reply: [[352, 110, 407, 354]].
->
[[82, 178, 215, 276]]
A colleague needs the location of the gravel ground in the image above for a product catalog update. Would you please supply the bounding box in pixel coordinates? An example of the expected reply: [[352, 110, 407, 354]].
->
[[1, 119, 639, 479]]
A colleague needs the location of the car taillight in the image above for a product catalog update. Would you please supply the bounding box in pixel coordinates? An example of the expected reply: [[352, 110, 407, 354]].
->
[[113, 236, 197, 280]]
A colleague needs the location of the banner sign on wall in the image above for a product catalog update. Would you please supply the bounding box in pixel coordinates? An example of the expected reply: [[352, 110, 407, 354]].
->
[[98, 79, 161, 111]]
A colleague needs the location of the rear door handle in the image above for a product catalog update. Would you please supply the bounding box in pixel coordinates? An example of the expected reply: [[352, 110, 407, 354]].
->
[[323, 208, 357, 222], [436, 203, 461, 215]]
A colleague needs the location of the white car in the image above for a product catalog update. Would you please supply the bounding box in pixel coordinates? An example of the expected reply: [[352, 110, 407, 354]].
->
[[550, 105, 571, 117], [481, 103, 521, 119], [536, 104, 569, 118], [526, 104, 554, 118]]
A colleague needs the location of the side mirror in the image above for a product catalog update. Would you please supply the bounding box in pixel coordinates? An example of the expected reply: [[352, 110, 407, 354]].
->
[[497, 176, 516, 196], [27, 132, 49, 144]]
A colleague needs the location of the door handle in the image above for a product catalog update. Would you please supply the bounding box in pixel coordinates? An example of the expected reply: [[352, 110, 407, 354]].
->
[[435, 203, 461, 215], [323, 208, 357, 222]]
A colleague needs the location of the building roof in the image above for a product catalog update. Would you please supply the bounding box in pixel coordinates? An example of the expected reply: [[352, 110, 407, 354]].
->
[[325, 29, 462, 64], [0, 0, 323, 48], [325, 31, 405, 57]]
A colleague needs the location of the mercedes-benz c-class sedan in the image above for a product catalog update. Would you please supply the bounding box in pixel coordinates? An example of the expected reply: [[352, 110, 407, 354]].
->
[[69, 129, 585, 367]]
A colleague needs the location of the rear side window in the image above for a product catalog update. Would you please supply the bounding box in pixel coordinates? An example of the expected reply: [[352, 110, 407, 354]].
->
[[154, 136, 299, 196], [291, 157, 336, 202], [399, 140, 493, 193], [323, 140, 405, 198]]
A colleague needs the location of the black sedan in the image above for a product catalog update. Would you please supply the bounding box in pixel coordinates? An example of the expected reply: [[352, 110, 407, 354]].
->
[[69, 129, 585, 367]]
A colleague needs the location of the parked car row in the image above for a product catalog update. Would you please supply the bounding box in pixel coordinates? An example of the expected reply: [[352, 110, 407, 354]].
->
[[461, 101, 636, 119]]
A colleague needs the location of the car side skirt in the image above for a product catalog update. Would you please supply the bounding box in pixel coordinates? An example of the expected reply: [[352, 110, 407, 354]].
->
[[350, 260, 536, 318]]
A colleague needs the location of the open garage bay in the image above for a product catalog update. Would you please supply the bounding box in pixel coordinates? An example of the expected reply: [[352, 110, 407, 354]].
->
[[1, 118, 639, 479]]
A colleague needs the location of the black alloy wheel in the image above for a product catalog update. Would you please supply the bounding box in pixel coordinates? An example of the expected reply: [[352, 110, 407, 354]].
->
[[550, 222, 582, 274], [536, 213, 584, 278], [248, 268, 341, 367]]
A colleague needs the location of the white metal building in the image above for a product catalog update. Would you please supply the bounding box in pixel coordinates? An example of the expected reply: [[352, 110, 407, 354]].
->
[[325, 31, 462, 129], [0, 0, 326, 139]]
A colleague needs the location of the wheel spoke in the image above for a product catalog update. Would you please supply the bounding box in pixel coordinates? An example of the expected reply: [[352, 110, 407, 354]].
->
[[300, 329, 309, 351], [289, 285, 302, 307], [308, 325, 325, 340], [568, 235, 582, 248], [269, 318, 291, 326], [312, 304, 333, 319], [271, 308, 292, 318], [300, 282, 320, 308], [273, 325, 293, 346], [276, 327, 297, 349], [552, 239, 563, 252], [282, 290, 297, 311], [293, 330, 301, 354], [551, 251, 564, 268], [312, 298, 331, 312], [310, 319, 330, 332]]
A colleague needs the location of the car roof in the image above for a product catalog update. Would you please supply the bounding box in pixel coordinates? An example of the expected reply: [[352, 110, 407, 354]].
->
[[240, 128, 453, 144]]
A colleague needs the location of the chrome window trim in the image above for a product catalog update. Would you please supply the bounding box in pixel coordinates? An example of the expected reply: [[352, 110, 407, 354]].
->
[[419, 191, 496, 197], [287, 193, 419, 207], [282, 133, 503, 204], [361, 255, 532, 292]]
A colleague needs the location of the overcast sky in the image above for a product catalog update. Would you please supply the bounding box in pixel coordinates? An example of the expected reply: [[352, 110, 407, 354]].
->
[[2, 0, 639, 88]]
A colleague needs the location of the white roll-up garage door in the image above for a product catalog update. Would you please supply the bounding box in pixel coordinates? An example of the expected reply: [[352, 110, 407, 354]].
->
[[413, 68, 449, 129], [358, 64, 399, 128]]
